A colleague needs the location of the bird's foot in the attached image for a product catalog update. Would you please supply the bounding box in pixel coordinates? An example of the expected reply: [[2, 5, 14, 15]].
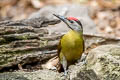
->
[[77, 53, 87, 66], [64, 70, 68, 76]]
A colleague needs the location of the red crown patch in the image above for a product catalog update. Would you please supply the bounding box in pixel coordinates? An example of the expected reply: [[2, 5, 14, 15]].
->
[[67, 17, 78, 21]]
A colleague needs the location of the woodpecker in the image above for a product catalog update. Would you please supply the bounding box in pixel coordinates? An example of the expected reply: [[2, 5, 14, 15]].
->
[[53, 14, 84, 75]]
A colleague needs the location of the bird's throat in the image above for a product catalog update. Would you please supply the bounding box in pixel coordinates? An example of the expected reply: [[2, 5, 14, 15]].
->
[[67, 29, 83, 38]]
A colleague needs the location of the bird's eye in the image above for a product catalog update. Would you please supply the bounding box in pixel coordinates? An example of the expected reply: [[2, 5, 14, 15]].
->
[[69, 20, 74, 23]]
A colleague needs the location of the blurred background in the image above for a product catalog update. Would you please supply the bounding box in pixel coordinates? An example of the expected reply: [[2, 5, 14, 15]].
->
[[0, 0, 120, 37]]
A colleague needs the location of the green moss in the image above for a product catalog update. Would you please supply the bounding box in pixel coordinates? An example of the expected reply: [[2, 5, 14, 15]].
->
[[0, 54, 14, 65], [0, 50, 32, 66], [0, 49, 32, 55], [16, 34, 30, 40], [0, 38, 6, 44], [39, 40, 48, 47]]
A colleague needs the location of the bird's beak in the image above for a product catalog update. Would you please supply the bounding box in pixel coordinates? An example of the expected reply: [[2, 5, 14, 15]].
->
[[53, 14, 66, 22], [53, 14, 73, 30]]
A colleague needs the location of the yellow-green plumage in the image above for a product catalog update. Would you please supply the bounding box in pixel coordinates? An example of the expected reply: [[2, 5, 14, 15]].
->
[[53, 14, 84, 75], [58, 29, 84, 68]]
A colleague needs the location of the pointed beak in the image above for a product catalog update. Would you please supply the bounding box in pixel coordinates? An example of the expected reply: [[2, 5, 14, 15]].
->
[[53, 14, 73, 30], [53, 14, 66, 22]]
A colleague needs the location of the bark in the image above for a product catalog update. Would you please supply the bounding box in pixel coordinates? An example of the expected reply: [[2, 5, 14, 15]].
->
[[0, 17, 60, 70]]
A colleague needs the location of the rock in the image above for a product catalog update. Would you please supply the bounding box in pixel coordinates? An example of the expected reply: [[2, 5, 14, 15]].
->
[[28, 4, 97, 35], [0, 70, 61, 80], [86, 45, 120, 80], [0, 64, 100, 80], [68, 63, 100, 80]]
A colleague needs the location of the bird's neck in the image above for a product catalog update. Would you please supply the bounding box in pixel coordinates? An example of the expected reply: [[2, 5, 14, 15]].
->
[[69, 29, 83, 36]]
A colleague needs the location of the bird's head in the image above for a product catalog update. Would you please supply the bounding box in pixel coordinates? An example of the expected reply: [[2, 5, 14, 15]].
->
[[53, 14, 83, 33]]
